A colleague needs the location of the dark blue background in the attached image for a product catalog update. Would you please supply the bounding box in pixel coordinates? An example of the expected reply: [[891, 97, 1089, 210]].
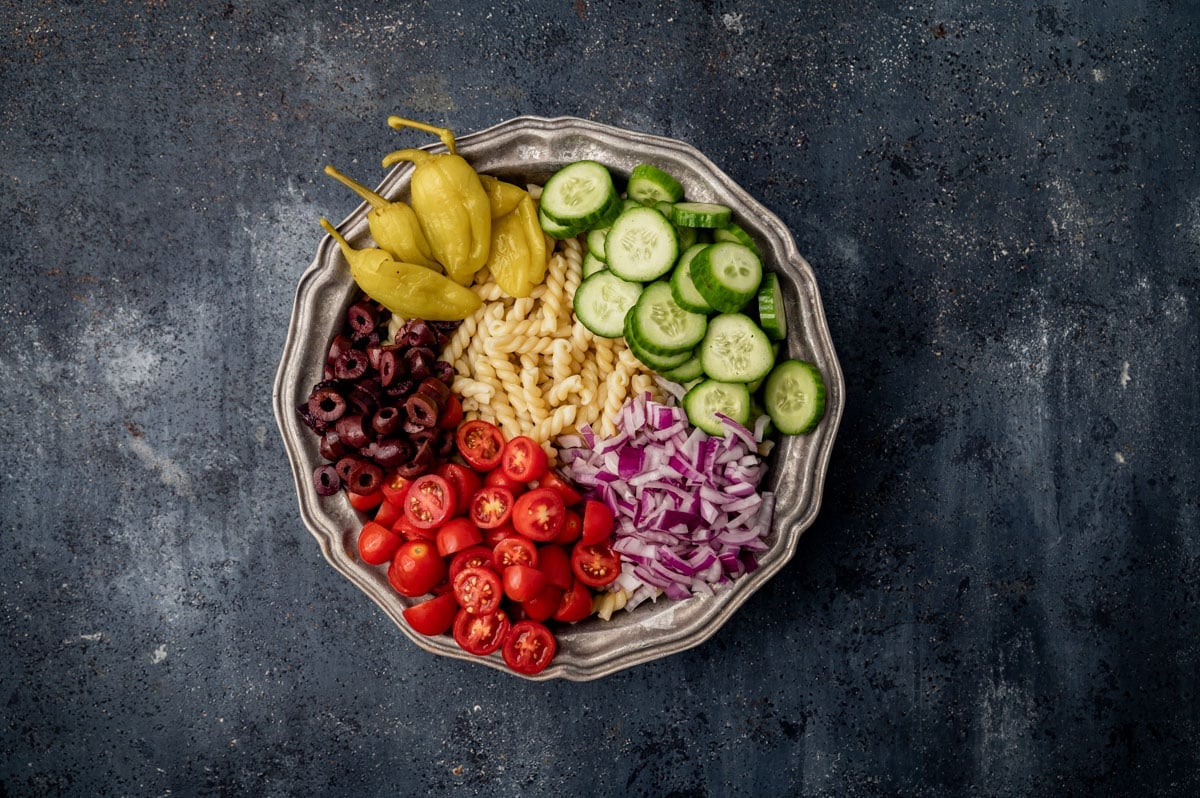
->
[[2, 1, 1197, 795]]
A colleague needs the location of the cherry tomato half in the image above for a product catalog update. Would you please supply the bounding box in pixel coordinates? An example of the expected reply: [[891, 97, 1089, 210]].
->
[[536, 544, 573, 590], [380, 473, 413, 506], [501, 436, 549, 483], [482, 520, 517, 548], [580, 499, 615, 545], [436, 516, 483, 557], [403, 474, 456, 530], [554, 580, 594, 623], [449, 545, 495, 581], [452, 566, 504, 615], [553, 509, 582, 546], [358, 521, 402, 566], [513, 487, 566, 542], [520, 583, 563, 623], [453, 608, 510, 656], [347, 489, 384, 512], [470, 486, 514, 529], [536, 471, 583, 506], [372, 498, 403, 530], [492, 535, 538, 570], [571, 541, 621, 588], [503, 564, 548, 603], [435, 462, 481, 516], [388, 540, 446, 597], [392, 514, 434, 541], [403, 592, 458, 636], [484, 467, 526, 496], [502, 620, 557, 675], [437, 393, 464, 430], [456, 420, 505, 472]]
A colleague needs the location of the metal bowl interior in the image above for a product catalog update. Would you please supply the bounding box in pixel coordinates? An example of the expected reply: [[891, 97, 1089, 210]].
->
[[272, 116, 844, 680]]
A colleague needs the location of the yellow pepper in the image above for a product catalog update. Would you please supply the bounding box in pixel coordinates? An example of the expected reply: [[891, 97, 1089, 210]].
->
[[381, 117, 491, 286], [478, 174, 527, 219], [484, 194, 549, 298], [319, 219, 481, 321], [323, 164, 440, 271]]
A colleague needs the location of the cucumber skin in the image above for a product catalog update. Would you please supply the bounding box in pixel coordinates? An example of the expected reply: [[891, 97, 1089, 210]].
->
[[764, 359, 827, 435]]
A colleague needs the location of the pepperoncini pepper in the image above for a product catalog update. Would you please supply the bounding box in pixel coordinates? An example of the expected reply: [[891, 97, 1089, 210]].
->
[[319, 219, 481, 321], [484, 193, 549, 298], [478, 174, 527, 219], [323, 164, 440, 271], [381, 117, 491, 286]]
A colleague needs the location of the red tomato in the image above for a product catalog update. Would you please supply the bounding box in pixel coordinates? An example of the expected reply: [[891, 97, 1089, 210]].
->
[[482, 521, 517, 547], [502, 564, 548, 603], [553, 580, 594, 623], [513, 487, 566, 542], [436, 517, 483, 557], [553, 509, 582, 545], [392, 514, 433, 541], [403, 474, 456, 530], [470, 486, 513, 529], [437, 393, 464, 430], [492, 536, 538, 570], [580, 499, 615, 545], [484, 467, 526, 496], [388, 540, 446, 596], [456, 420, 505, 472], [373, 498, 403, 530], [520, 583, 563, 623], [347, 489, 384, 512], [500, 436, 549, 483], [380, 473, 412, 506], [502, 620, 557, 675], [453, 608, 510, 656], [358, 521, 402, 566], [571, 541, 620, 588], [403, 592, 458, 636], [452, 566, 504, 615], [536, 471, 583, 506], [449, 545, 495, 580], [435, 462, 481, 516], [536, 544, 573, 590]]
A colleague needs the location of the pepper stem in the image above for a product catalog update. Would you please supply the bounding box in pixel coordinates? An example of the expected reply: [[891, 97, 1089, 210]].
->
[[324, 165, 389, 210], [387, 116, 458, 155], [319, 218, 353, 255], [380, 148, 432, 169]]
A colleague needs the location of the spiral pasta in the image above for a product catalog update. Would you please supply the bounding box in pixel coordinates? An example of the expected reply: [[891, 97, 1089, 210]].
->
[[446, 235, 662, 453]]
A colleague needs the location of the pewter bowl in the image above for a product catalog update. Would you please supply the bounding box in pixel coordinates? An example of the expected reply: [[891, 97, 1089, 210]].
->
[[272, 116, 844, 680]]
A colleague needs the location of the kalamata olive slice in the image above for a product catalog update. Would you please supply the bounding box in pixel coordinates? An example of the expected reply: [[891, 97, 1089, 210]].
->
[[307, 385, 347, 422], [435, 431, 456, 458], [434, 360, 456, 387], [372, 406, 402, 436], [346, 459, 384, 494], [417, 376, 450, 404], [405, 347, 435, 381], [345, 385, 379, 417], [334, 413, 370, 448], [335, 454, 364, 483], [378, 346, 406, 387], [319, 430, 345, 461], [384, 378, 416, 398], [405, 392, 440, 428], [313, 465, 341, 496], [334, 349, 368, 380], [402, 319, 437, 348], [326, 333, 353, 365], [365, 438, 411, 468], [347, 301, 378, 338], [295, 403, 327, 434]]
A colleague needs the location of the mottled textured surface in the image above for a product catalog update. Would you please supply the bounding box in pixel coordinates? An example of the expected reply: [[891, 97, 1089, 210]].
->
[[2, 1, 1197, 796]]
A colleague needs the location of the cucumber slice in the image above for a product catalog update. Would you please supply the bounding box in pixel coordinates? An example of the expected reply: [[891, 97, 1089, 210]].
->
[[764, 359, 827, 435], [626, 281, 708, 357], [671, 202, 733, 228], [539, 206, 584, 240], [605, 206, 680, 282], [683, 379, 752, 436], [659, 353, 705, 383], [627, 164, 685, 205], [689, 241, 763, 313], [622, 311, 695, 371], [756, 273, 787, 341], [582, 251, 607, 278], [587, 227, 609, 260], [669, 244, 714, 314], [572, 270, 644, 338], [713, 222, 760, 258], [698, 313, 775, 383], [540, 161, 621, 228]]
